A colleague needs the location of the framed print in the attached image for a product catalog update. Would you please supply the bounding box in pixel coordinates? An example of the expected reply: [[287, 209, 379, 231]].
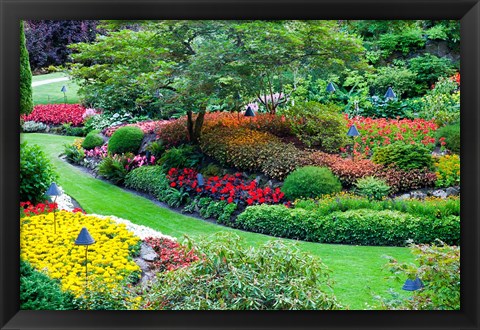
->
[[1, 0, 479, 329]]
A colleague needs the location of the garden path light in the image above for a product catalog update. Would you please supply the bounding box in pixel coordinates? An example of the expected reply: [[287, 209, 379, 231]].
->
[[45, 182, 62, 234]]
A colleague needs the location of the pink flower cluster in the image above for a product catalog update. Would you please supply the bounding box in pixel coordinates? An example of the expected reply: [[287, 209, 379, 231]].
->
[[103, 120, 170, 137], [125, 154, 156, 171], [82, 108, 98, 120], [22, 104, 87, 126], [84, 145, 108, 159]]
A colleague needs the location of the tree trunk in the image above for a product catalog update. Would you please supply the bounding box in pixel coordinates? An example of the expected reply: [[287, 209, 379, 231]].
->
[[192, 111, 205, 144], [187, 110, 194, 143]]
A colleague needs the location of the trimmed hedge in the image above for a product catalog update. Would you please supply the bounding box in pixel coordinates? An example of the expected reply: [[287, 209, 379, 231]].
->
[[236, 205, 460, 246], [108, 126, 144, 155]]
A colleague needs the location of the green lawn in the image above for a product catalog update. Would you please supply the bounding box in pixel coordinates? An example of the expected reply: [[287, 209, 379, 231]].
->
[[21, 133, 415, 309], [32, 73, 81, 105]]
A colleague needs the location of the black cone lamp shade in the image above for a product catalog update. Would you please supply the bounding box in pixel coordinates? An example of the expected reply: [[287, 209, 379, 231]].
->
[[347, 124, 360, 137], [244, 106, 255, 117], [61, 85, 67, 93], [326, 82, 336, 93], [402, 277, 424, 291], [46, 182, 62, 196], [75, 227, 95, 245], [384, 87, 396, 100]]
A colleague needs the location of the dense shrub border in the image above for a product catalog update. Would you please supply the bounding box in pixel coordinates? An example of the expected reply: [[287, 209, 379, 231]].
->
[[236, 204, 459, 246]]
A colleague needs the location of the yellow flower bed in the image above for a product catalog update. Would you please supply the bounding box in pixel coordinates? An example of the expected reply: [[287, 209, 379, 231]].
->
[[20, 210, 141, 297]]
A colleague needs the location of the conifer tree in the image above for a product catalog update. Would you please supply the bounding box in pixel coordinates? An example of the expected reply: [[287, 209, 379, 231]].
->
[[20, 20, 33, 115]]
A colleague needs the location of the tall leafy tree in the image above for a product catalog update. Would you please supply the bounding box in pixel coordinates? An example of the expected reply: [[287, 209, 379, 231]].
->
[[20, 21, 33, 115], [70, 20, 368, 143]]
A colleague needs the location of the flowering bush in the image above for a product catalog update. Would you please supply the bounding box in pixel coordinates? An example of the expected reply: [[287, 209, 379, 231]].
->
[[20, 201, 57, 217], [434, 155, 460, 188], [84, 145, 108, 159], [167, 168, 286, 206], [345, 116, 438, 155], [22, 104, 87, 126], [103, 120, 170, 137], [82, 108, 98, 120], [20, 210, 141, 297], [143, 237, 199, 272]]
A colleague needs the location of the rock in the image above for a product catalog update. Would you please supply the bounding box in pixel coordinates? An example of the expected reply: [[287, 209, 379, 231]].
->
[[410, 191, 427, 200], [134, 257, 151, 273], [445, 186, 460, 196], [140, 242, 158, 261], [397, 193, 411, 200], [432, 189, 448, 199]]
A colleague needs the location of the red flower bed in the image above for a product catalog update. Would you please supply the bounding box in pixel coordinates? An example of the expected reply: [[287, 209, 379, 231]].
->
[[20, 201, 86, 216], [22, 104, 87, 126], [345, 116, 438, 155], [20, 201, 57, 216], [103, 120, 170, 137], [167, 168, 287, 206], [143, 237, 199, 272]]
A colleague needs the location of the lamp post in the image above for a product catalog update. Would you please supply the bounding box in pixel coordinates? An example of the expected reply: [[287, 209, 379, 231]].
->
[[347, 124, 360, 160], [75, 227, 96, 295], [196, 173, 205, 187], [326, 82, 336, 93], [244, 105, 255, 123], [61, 85, 67, 104], [45, 182, 62, 234], [384, 86, 396, 101], [402, 277, 424, 291]]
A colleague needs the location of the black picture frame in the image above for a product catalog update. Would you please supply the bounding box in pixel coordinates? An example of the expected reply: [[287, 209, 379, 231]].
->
[[1, 0, 479, 329]]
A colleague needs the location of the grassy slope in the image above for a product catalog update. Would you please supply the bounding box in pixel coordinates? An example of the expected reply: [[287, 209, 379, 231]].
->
[[22, 133, 415, 309], [32, 73, 80, 105]]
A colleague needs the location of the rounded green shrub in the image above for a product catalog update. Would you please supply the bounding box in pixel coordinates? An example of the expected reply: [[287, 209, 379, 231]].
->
[[281, 166, 342, 200], [435, 122, 460, 154], [354, 176, 390, 200], [371, 142, 434, 171], [20, 141, 58, 203], [81, 130, 104, 150], [144, 232, 343, 310], [107, 126, 144, 155]]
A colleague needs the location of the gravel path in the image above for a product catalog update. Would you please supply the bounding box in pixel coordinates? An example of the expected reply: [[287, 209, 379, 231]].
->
[[32, 77, 69, 87]]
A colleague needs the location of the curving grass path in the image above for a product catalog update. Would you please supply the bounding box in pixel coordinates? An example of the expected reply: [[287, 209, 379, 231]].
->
[[21, 133, 415, 309]]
